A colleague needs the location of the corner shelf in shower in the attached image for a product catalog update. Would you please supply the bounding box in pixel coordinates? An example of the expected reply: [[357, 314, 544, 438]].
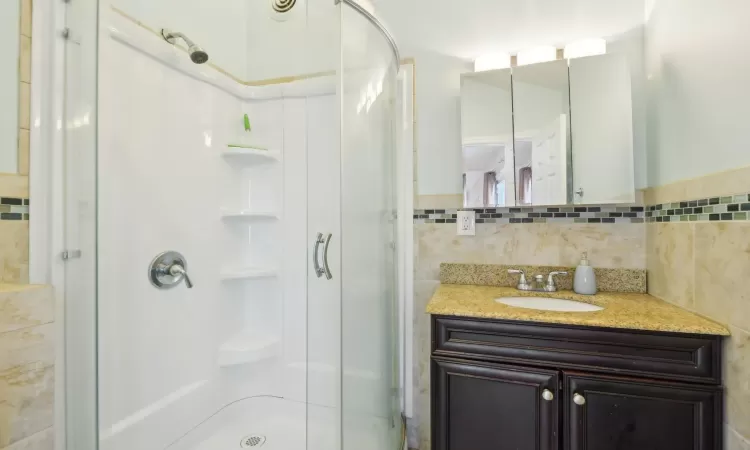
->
[[220, 267, 278, 281], [221, 209, 280, 221], [222, 146, 280, 163], [218, 332, 280, 367]]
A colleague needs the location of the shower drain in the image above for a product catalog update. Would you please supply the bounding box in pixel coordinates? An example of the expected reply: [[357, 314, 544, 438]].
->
[[240, 434, 267, 448]]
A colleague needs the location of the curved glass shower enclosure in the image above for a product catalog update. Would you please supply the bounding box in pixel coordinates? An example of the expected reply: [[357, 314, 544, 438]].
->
[[62, 1, 402, 449]]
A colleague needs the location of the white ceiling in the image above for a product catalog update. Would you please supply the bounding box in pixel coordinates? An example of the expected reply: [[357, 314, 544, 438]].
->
[[373, 0, 646, 60]]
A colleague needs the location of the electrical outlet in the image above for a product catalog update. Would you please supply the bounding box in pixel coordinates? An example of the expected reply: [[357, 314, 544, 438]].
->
[[457, 210, 476, 236]]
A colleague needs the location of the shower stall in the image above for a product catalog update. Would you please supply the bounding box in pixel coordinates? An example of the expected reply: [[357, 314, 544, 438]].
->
[[57, 0, 404, 449]]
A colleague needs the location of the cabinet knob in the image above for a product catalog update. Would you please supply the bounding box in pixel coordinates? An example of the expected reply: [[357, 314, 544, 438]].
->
[[542, 389, 554, 401], [573, 393, 586, 406]]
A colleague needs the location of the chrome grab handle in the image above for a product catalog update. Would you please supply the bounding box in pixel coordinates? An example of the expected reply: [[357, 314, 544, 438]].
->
[[169, 264, 193, 289], [321, 233, 333, 280], [313, 233, 325, 278]]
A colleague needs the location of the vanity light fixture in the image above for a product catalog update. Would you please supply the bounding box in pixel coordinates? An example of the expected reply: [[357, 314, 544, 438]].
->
[[474, 53, 511, 72], [564, 39, 607, 59], [516, 46, 557, 66]]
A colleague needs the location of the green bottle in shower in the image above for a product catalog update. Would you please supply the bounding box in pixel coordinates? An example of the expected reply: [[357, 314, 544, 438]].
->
[[243, 114, 252, 132]]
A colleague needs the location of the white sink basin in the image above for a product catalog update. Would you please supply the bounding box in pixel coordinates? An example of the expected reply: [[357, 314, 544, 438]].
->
[[496, 296, 603, 312]]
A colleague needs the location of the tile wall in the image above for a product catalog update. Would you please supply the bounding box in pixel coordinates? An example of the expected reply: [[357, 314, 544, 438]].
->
[[0, 285, 54, 450], [412, 219, 647, 449], [0, 3, 52, 450], [0, 0, 32, 284], [645, 167, 750, 448]]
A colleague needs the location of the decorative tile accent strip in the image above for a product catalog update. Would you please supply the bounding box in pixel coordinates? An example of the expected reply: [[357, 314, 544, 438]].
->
[[440, 263, 647, 294], [646, 192, 750, 223], [0, 198, 30, 220], [413, 205, 645, 224]]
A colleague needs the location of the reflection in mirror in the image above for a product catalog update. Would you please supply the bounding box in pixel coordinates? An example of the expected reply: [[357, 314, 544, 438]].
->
[[460, 69, 514, 207], [1, 0, 20, 174], [569, 54, 634, 204], [512, 60, 571, 206]]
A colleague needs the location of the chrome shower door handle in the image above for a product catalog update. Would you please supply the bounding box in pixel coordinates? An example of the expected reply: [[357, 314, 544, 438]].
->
[[321, 233, 333, 280], [313, 233, 333, 280], [313, 233, 325, 278]]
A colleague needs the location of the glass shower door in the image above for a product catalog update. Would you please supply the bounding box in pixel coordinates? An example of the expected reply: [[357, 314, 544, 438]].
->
[[340, 4, 401, 450]]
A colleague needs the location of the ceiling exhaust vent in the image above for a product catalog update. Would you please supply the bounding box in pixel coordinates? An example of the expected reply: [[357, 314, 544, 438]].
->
[[271, 0, 297, 14]]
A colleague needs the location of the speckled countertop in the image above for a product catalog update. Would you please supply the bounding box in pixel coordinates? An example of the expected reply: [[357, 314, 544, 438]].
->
[[426, 284, 730, 336]]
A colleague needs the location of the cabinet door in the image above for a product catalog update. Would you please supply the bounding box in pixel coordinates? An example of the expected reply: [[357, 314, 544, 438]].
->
[[432, 357, 559, 450], [565, 373, 721, 450]]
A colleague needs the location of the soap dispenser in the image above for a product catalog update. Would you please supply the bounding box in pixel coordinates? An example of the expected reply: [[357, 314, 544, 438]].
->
[[574, 252, 597, 295]]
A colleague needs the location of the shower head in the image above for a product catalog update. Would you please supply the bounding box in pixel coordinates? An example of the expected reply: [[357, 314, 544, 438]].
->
[[161, 29, 209, 65]]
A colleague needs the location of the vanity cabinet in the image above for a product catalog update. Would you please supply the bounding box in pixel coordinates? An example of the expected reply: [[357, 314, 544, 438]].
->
[[431, 316, 724, 450]]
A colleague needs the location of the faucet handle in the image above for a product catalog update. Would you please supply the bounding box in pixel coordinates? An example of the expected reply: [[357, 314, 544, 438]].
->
[[508, 269, 531, 290], [546, 271, 569, 291]]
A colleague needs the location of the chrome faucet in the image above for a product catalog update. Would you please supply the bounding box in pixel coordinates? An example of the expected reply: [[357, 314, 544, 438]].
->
[[508, 269, 568, 293]]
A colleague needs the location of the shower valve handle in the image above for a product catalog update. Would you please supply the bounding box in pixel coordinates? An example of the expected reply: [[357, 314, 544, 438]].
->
[[169, 263, 194, 289]]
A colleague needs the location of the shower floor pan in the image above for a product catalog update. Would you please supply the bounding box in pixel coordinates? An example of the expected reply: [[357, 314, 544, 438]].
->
[[170, 396, 393, 450]]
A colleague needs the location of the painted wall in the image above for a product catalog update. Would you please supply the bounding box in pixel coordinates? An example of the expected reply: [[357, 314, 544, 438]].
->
[[644, 1, 750, 447], [0, 0, 20, 174], [645, 0, 750, 187]]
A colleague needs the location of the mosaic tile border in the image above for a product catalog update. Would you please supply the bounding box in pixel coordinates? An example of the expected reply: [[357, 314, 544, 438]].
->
[[413, 205, 645, 225], [0, 197, 30, 221], [646, 193, 750, 223]]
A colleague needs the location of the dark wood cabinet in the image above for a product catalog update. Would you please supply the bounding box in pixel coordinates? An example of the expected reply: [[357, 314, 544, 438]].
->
[[432, 357, 559, 450], [565, 373, 722, 450], [431, 316, 724, 450]]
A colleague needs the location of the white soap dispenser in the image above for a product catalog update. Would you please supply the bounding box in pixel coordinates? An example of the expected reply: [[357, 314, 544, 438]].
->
[[574, 252, 597, 295]]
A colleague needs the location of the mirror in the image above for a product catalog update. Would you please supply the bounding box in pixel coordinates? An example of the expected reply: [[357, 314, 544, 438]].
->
[[512, 60, 572, 206], [1, 0, 21, 174], [569, 54, 635, 204], [460, 69, 515, 207], [460, 55, 636, 206]]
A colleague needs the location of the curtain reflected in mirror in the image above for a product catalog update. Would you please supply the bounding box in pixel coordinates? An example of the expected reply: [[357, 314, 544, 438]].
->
[[462, 142, 514, 207], [518, 167, 532, 205]]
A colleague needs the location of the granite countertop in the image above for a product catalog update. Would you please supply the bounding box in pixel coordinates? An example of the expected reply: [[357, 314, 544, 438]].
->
[[426, 284, 730, 336]]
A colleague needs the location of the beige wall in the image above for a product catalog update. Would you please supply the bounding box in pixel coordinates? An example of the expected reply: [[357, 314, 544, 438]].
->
[[0, 285, 54, 450], [645, 169, 750, 448], [0, 0, 31, 285], [0, 3, 50, 450], [412, 221, 646, 449]]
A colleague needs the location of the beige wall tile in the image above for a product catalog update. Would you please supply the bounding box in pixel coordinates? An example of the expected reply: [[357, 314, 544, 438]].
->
[[694, 223, 750, 331], [20, 0, 32, 39], [0, 427, 53, 450], [647, 223, 695, 309], [0, 287, 53, 334], [0, 221, 30, 284], [726, 425, 750, 450], [725, 326, 750, 440], [0, 364, 54, 447], [558, 224, 646, 269], [18, 83, 30, 131], [0, 324, 54, 374], [17, 130, 29, 176], [19, 37, 31, 85], [416, 195, 463, 210], [0, 176, 28, 198], [412, 280, 439, 450], [644, 165, 750, 204]]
